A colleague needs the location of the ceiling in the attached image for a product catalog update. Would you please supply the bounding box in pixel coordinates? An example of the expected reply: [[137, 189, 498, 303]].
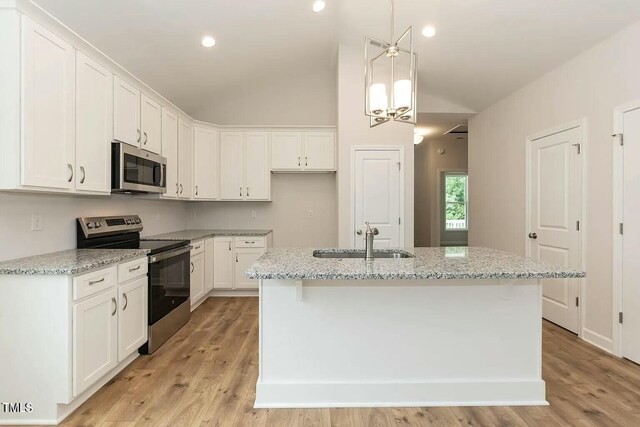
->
[[35, 0, 640, 117], [415, 113, 474, 144]]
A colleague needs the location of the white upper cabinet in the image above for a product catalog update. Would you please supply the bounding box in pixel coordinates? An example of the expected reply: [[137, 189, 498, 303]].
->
[[140, 93, 161, 154], [304, 132, 336, 171], [75, 51, 112, 193], [220, 131, 270, 201], [21, 16, 75, 190], [220, 132, 245, 201], [177, 118, 193, 199], [161, 108, 179, 199], [245, 132, 270, 200], [193, 126, 219, 200], [271, 132, 303, 170], [270, 131, 336, 172], [113, 76, 140, 148]]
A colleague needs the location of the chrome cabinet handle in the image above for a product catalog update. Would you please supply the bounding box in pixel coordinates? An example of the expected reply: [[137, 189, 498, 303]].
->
[[305, 156, 308, 166], [236, 253, 238, 262], [122, 293, 128, 311], [247, 187, 250, 197], [67, 164, 73, 182], [137, 129, 141, 143], [298, 156, 301, 166], [128, 265, 141, 272], [528, 232, 538, 239], [195, 185, 198, 196], [179, 184, 183, 194], [79, 166, 86, 184], [143, 131, 148, 145], [176, 183, 179, 194], [240, 187, 243, 197], [88, 277, 105, 286], [194, 245, 201, 250], [228, 242, 231, 251], [245, 241, 255, 244], [111, 297, 117, 316], [191, 262, 194, 273]]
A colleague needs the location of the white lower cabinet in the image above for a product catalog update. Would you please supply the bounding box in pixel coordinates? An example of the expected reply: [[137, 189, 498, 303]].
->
[[73, 286, 118, 396], [213, 237, 234, 289], [190, 244, 206, 308], [213, 235, 269, 290], [234, 248, 264, 289], [205, 238, 215, 293], [117, 276, 148, 362]]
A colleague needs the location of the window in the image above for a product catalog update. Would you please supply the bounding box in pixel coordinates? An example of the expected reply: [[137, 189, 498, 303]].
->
[[444, 173, 468, 231]]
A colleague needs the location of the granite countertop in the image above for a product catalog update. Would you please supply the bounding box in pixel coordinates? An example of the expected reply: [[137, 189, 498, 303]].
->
[[145, 229, 273, 242], [245, 247, 586, 281], [0, 249, 150, 275]]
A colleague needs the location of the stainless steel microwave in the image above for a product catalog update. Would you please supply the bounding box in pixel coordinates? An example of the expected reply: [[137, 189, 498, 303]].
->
[[111, 142, 167, 194]]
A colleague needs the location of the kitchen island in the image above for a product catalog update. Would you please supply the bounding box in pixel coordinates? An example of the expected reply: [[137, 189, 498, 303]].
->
[[246, 247, 585, 408]]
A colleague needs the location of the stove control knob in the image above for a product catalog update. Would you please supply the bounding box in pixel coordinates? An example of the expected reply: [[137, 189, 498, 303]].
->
[[87, 222, 95, 229], [95, 222, 101, 228], [135, 218, 141, 224]]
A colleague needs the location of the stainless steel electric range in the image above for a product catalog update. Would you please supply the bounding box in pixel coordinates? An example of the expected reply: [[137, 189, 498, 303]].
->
[[77, 215, 190, 354]]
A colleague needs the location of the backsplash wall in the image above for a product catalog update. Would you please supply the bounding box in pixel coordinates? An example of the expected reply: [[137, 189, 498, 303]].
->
[[0, 193, 189, 261]]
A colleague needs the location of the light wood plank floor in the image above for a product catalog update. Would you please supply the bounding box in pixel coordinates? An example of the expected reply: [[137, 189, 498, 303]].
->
[[56, 297, 640, 427]]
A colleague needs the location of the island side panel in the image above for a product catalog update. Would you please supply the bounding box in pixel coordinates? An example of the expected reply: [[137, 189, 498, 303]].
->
[[256, 278, 545, 408]]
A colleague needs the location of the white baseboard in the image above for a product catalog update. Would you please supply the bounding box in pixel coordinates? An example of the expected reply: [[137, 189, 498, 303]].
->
[[208, 290, 258, 297], [582, 327, 614, 354], [255, 380, 547, 408]]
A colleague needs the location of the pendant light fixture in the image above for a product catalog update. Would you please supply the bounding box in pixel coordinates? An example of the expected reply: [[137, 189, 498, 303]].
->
[[365, 0, 417, 127]]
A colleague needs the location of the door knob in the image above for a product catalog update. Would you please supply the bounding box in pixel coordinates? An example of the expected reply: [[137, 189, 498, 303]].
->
[[528, 232, 538, 239]]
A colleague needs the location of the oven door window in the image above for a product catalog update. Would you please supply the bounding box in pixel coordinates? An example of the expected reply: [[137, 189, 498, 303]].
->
[[148, 250, 190, 325], [124, 153, 163, 186]]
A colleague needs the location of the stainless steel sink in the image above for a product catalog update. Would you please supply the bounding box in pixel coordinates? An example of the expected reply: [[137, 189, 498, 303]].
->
[[313, 250, 414, 259]]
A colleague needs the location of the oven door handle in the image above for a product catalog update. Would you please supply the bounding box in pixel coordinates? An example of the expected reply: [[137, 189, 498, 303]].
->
[[149, 246, 192, 264]]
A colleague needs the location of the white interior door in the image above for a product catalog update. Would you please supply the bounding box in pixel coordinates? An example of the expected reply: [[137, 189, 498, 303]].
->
[[353, 149, 402, 249], [622, 107, 640, 364], [528, 127, 582, 333]]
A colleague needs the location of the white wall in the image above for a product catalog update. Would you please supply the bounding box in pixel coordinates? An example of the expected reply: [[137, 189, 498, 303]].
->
[[469, 19, 640, 353], [336, 44, 414, 247], [189, 174, 338, 248], [0, 193, 189, 261]]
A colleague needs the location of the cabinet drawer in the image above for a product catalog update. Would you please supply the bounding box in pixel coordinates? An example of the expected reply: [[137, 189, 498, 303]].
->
[[191, 240, 205, 255], [118, 257, 148, 283], [234, 236, 265, 248], [73, 266, 117, 301]]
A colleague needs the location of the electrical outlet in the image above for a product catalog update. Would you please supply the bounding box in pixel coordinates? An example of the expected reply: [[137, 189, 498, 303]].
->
[[251, 210, 257, 219], [31, 214, 43, 231], [307, 209, 314, 218]]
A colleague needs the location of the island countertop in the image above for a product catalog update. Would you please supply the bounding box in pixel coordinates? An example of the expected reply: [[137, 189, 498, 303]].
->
[[245, 247, 586, 280]]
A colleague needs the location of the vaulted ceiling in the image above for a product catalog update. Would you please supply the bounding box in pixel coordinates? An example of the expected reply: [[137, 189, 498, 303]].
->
[[36, 0, 640, 117]]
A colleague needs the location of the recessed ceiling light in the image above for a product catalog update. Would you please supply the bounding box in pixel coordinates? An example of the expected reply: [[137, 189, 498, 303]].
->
[[312, 0, 326, 12], [201, 36, 216, 48], [422, 25, 436, 38]]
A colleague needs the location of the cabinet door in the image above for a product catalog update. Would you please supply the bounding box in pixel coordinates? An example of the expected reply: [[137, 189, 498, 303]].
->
[[161, 108, 179, 199], [304, 132, 336, 171], [177, 119, 193, 199], [219, 132, 245, 200], [234, 248, 265, 289], [205, 238, 215, 292], [118, 276, 148, 362], [73, 288, 118, 396], [213, 237, 234, 289], [190, 252, 206, 308], [75, 51, 112, 193], [113, 76, 140, 147], [21, 16, 75, 190], [245, 132, 270, 200], [140, 93, 162, 154], [193, 127, 219, 200], [271, 132, 302, 171]]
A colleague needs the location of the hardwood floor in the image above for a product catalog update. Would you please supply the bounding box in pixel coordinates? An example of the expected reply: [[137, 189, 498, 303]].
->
[[57, 297, 640, 427]]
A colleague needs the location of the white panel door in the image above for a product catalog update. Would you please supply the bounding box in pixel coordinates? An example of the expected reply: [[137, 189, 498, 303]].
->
[[117, 276, 147, 362], [75, 51, 112, 193], [528, 127, 582, 333], [140, 93, 161, 154], [213, 237, 234, 289], [622, 108, 640, 364], [353, 149, 402, 249], [271, 132, 302, 170], [161, 108, 179, 198], [21, 16, 75, 190], [190, 251, 206, 308], [177, 119, 193, 199], [205, 238, 215, 292], [73, 288, 118, 396], [113, 76, 140, 147], [234, 248, 264, 289], [245, 132, 270, 200], [220, 132, 245, 200], [304, 132, 335, 171], [193, 127, 219, 200]]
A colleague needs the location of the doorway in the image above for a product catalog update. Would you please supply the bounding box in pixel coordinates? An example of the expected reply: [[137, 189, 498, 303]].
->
[[438, 171, 469, 246], [526, 122, 584, 334]]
